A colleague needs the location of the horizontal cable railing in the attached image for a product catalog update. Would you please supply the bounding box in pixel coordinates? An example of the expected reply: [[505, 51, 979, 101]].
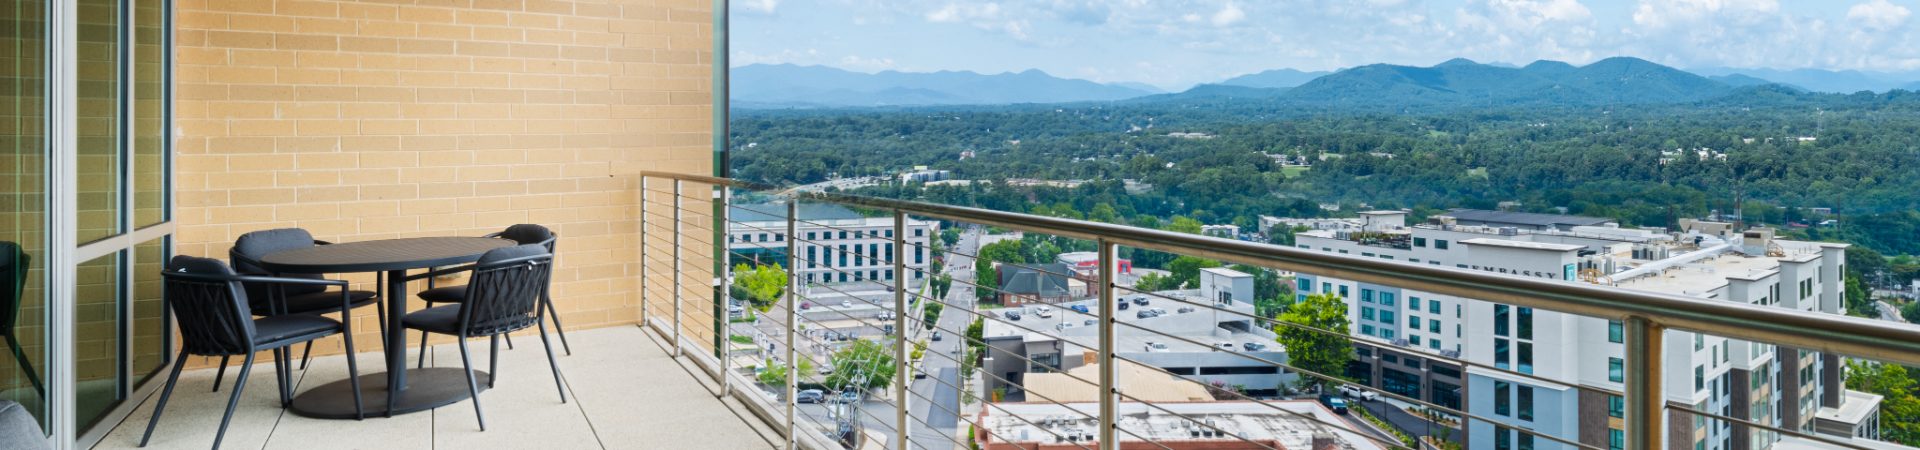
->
[[634, 171, 1920, 450]]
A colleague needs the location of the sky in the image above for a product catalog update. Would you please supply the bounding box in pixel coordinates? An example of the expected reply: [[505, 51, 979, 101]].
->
[[730, 0, 1920, 91]]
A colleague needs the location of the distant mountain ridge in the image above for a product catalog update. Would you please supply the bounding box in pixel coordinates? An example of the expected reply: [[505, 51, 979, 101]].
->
[[731, 64, 1154, 107], [1218, 68, 1331, 89], [1689, 67, 1920, 93], [1272, 57, 1739, 106]]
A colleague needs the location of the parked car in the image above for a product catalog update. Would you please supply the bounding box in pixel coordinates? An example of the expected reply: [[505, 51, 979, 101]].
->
[[1339, 385, 1380, 402], [1177, 307, 1195, 314], [1055, 322, 1074, 331], [832, 391, 862, 404], [877, 311, 895, 320], [796, 389, 826, 404], [1132, 297, 1149, 306], [1004, 311, 1022, 321], [1143, 342, 1169, 352], [799, 302, 812, 310], [1318, 394, 1349, 414], [1136, 310, 1155, 319], [1069, 304, 1090, 314], [840, 300, 853, 308], [931, 331, 943, 341], [1083, 319, 1097, 326], [1214, 341, 1234, 350], [1242, 342, 1268, 352], [914, 370, 927, 379], [1117, 302, 1130, 311], [1148, 308, 1167, 316]]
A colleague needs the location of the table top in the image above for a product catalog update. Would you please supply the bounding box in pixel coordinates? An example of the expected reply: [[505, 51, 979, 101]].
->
[[257, 236, 515, 274]]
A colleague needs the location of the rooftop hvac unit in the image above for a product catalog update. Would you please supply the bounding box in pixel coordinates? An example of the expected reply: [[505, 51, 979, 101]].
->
[[1499, 227, 1520, 236], [1393, 338, 1410, 347]]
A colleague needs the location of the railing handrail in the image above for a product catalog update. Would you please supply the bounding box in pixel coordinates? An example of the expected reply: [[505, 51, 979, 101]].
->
[[640, 170, 1920, 367]]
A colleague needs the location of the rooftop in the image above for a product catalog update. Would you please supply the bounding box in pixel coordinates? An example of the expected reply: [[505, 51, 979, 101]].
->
[[1817, 389, 1886, 425], [976, 401, 1383, 450], [1439, 209, 1615, 228], [1021, 360, 1214, 403], [1615, 250, 1781, 296], [730, 202, 867, 224]]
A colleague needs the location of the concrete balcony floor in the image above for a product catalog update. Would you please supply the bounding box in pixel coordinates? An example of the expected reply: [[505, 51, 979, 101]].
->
[[93, 326, 781, 450]]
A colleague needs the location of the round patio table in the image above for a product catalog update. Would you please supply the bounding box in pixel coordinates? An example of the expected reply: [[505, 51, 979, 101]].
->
[[257, 236, 515, 419]]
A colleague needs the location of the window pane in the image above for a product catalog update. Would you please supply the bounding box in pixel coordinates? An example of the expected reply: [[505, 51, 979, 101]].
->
[[0, 0, 49, 432], [131, 237, 167, 381], [74, 252, 122, 428], [131, 0, 163, 227], [76, 0, 122, 243]]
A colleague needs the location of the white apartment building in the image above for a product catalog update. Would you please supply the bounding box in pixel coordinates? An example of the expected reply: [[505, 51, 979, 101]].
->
[[1292, 212, 1877, 450], [727, 203, 937, 287]]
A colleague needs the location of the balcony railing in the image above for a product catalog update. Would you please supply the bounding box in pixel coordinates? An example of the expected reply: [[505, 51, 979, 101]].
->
[[633, 171, 1920, 450]]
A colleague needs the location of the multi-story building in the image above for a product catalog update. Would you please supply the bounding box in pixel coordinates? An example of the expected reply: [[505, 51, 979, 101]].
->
[[1292, 212, 1879, 450], [727, 203, 937, 287]]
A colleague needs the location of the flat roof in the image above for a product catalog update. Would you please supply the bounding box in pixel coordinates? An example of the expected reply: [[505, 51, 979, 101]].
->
[[1440, 209, 1614, 228], [1022, 359, 1214, 403], [977, 401, 1383, 450], [1817, 390, 1884, 425], [730, 202, 865, 223], [1200, 267, 1251, 278], [1617, 252, 1781, 296], [1459, 238, 1585, 252]]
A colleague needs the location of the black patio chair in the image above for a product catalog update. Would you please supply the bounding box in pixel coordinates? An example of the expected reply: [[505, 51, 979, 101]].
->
[[414, 224, 571, 368], [1, 242, 43, 401], [401, 244, 565, 431], [228, 228, 384, 384], [142, 255, 365, 449]]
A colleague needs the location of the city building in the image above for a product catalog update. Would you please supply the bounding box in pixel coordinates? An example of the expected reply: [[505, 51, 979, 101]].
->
[[1202, 224, 1242, 239], [1436, 209, 1616, 231], [728, 203, 938, 287], [974, 401, 1383, 450], [997, 263, 1086, 305], [1292, 213, 1879, 450], [898, 167, 952, 183], [1057, 251, 1133, 278]]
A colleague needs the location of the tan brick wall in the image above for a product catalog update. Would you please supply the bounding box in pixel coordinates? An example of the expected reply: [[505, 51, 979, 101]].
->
[[173, 0, 716, 363]]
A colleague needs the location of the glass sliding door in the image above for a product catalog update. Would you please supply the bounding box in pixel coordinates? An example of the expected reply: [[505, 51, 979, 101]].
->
[[1, 0, 50, 434]]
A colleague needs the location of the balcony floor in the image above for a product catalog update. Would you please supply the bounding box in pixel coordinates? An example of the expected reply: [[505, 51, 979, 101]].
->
[[93, 326, 781, 450]]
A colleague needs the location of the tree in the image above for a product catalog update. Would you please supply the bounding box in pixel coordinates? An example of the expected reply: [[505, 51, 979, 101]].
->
[[826, 339, 898, 391], [931, 274, 953, 300], [923, 301, 945, 330], [941, 228, 962, 248], [1268, 224, 1303, 246], [1903, 301, 1920, 325], [1167, 216, 1204, 234], [732, 263, 789, 312], [975, 240, 1026, 302], [1231, 264, 1294, 319], [757, 358, 814, 387], [1134, 272, 1181, 292], [1845, 360, 1920, 445], [1846, 273, 1876, 318], [1167, 256, 1223, 288], [1274, 293, 1353, 390]]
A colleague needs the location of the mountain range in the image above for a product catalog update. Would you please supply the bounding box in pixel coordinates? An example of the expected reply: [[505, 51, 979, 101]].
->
[[730, 64, 1154, 107], [733, 59, 1920, 109]]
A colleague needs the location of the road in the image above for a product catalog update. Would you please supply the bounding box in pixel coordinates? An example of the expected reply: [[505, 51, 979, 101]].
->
[[902, 225, 982, 449]]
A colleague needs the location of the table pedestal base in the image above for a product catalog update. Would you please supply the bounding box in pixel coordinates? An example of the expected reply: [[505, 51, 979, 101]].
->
[[288, 368, 491, 419]]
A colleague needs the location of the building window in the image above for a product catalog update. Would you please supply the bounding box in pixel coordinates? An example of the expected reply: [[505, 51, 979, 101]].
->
[[1608, 395, 1624, 418], [1496, 426, 1513, 450], [1609, 320, 1623, 343], [1429, 321, 1440, 333], [1609, 429, 1624, 450], [1361, 324, 1376, 336], [1609, 357, 1623, 383], [1410, 335, 1422, 345], [1495, 339, 1511, 368], [1362, 289, 1375, 303], [1518, 385, 1534, 421], [1518, 307, 1533, 340], [1362, 307, 1377, 321], [1409, 316, 1422, 329], [1379, 311, 1395, 325], [1429, 339, 1441, 349], [884, 229, 893, 238], [1430, 301, 1441, 314], [1435, 240, 1450, 250], [1381, 293, 1395, 307], [1695, 365, 1705, 391], [1495, 305, 1510, 336], [1298, 278, 1312, 292], [1519, 342, 1533, 374], [1339, 286, 1349, 298], [1495, 381, 1512, 416], [1519, 434, 1535, 450], [1381, 329, 1396, 340], [1408, 296, 1420, 310], [1415, 237, 1427, 247]]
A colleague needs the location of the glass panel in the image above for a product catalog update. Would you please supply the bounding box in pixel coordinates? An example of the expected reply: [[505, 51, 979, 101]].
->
[[76, 0, 120, 243], [0, 0, 48, 432], [74, 252, 122, 429], [131, 237, 165, 381], [131, 0, 162, 227]]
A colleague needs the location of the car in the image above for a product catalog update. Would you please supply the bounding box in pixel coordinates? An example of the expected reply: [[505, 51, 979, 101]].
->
[[799, 302, 812, 310], [1004, 311, 1022, 321], [882, 324, 895, 335], [1136, 310, 1154, 319], [1132, 297, 1149, 306], [877, 311, 895, 320], [1055, 322, 1074, 331], [832, 391, 861, 404], [1214, 341, 1234, 350], [1177, 307, 1195, 314], [1036, 309, 1054, 318], [1319, 394, 1349, 414], [1083, 319, 1096, 326], [817, 365, 834, 375], [796, 389, 826, 404], [1117, 302, 1130, 311], [915, 370, 928, 379], [1143, 342, 1170, 352], [1149, 308, 1167, 315], [931, 331, 943, 341], [1069, 304, 1090, 314], [1339, 385, 1380, 402], [1243, 342, 1268, 352], [840, 300, 853, 308]]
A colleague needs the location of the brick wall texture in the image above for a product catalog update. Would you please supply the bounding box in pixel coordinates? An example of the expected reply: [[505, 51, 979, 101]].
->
[[173, 0, 716, 362]]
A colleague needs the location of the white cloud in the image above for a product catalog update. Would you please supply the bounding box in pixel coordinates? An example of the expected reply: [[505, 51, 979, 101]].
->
[[1848, 0, 1912, 30], [839, 55, 898, 71], [738, 0, 780, 14], [1211, 3, 1245, 27]]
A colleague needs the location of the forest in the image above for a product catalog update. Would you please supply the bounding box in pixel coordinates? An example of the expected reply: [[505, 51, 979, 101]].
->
[[731, 89, 1920, 279]]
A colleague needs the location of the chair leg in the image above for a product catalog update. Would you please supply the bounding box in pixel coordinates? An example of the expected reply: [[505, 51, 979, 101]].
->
[[5, 335, 47, 399], [457, 339, 486, 431], [488, 334, 500, 389], [504, 333, 514, 350], [211, 354, 259, 450], [298, 341, 314, 371], [211, 355, 230, 393], [340, 330, 365, 421], [537, 319, 568, 403], [138, 351, 190, 447], [272, 348, 292, 408], [375, 298, 389, 351], [544, 296, 573, 356], [417, 329, 431, 369]]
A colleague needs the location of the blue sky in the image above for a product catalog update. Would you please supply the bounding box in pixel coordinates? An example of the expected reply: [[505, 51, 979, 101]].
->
[[730, 0, 1920, 91]]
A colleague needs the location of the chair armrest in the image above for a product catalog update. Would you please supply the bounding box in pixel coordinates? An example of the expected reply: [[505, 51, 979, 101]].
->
[[401, 264, 478, 283], [230, 274, 351, 288]]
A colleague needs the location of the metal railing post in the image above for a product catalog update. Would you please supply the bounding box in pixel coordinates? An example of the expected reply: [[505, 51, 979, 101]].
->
[[719, 184, 732, 397], [893, 211, 910, 450], [1625, 316, 1665, 450], [785, 201, 800, 450], [672, 179, 684, 357], [1097, 239, 1117, 450], [640, 176, 649, 329]]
